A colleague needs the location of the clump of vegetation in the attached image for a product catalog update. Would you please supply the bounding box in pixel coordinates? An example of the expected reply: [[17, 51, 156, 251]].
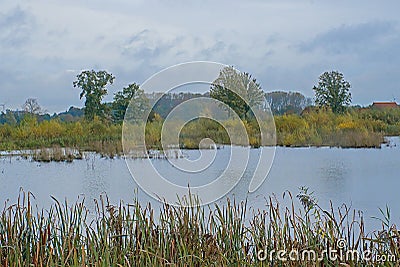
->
[[33, 146, 83, 162], [179, 118, 229, 149], [0, 190, 398, 266], [0, 115, 122, 156], [273, 108, 396, 148]]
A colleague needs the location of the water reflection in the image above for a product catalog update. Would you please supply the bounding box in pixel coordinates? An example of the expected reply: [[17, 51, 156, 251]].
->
[[319, 156, 350, 201]]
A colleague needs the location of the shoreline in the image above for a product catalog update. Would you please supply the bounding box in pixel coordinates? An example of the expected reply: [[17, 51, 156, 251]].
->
[[0, 136, 398, 162]]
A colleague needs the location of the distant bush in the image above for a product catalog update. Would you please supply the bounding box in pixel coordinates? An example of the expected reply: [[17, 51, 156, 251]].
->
[[0, 115, 121, 154], [274, 108, 391, 148]]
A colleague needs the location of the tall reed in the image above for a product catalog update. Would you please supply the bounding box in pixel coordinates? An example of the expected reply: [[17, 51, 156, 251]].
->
[[0, 189, 398, 266]]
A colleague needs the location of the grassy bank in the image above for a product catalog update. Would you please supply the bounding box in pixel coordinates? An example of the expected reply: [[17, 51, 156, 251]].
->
[[0, 108, 399, 157], [274, 108, 395, 148], [0, 190, 398, 266], [0, 116, 123, 158]]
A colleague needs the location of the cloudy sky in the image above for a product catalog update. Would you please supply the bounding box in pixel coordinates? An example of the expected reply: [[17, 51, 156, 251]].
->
[[1, 0, 400, 113]]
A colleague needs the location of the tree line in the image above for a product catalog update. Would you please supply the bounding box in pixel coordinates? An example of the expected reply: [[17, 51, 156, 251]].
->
[[1, 68, 355, 126], [70, 67, 321, 123]]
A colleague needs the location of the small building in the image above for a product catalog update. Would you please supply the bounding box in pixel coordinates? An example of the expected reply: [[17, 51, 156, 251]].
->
[[371, 102, 399, 109]]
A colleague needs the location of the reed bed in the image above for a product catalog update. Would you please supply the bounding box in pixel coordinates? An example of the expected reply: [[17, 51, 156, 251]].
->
[[0, 189, 399, 266], [2, 107, 400, 158]]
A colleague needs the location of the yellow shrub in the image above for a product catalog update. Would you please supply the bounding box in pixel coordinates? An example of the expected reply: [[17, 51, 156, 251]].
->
[[35, 120, 64, 139], [275, 114, 309, 133], [337, 120, 358, 130]]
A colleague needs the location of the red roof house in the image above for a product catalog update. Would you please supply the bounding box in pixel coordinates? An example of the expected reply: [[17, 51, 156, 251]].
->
[[371, 102, 399, 109]]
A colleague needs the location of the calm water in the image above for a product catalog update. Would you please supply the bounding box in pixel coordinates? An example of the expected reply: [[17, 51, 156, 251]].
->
[[0, 137, 399, 231]]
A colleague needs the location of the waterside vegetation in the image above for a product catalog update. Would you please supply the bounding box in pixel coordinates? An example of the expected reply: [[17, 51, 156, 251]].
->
[[0, 190, 398, 266], [1, 106, 399, 159]]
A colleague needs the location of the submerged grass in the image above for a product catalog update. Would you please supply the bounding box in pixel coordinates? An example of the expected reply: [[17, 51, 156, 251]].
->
[[0, 189, 399, 266]]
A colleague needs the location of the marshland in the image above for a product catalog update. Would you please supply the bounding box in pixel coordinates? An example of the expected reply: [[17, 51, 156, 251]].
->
[[1, 137, 400, 266], [1, 70, 400, 266], [0, 189, 399, 266], [1, 105, 400, 155], [3, 0, 400, 265]]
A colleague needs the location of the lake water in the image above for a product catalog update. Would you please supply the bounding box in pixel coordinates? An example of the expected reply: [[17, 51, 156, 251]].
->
[[0, 137, 399, 232]]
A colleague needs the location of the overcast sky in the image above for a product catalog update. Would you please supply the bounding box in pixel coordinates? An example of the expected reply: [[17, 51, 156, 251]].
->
[[1, 0, 400, 113]]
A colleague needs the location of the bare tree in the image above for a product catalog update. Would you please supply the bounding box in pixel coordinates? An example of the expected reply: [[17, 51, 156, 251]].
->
[[23, 98, 43, 114]]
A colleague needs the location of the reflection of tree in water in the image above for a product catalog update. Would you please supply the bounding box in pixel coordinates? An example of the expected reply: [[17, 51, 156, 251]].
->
[[323, 160, 349, 180], [319, 158, 350, 199], [82, 153, 109, 210]]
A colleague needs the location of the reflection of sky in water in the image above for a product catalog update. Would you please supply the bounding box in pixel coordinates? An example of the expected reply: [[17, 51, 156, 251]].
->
[[0, 138, 399, 232], [152, 148, 230, 187]]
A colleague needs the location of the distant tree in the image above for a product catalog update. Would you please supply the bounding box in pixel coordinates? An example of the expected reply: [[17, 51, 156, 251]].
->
[[23, 98, 42, 115], [210, 66, 264, 120], [73, 70, 115, 120], [313, 71, 352, 113], [66, 106, 84, 117], [112, 83, 149, 123], [265, 91, 313, 115], [51, 107, 84, 122], [60, 114, 75, 123], [4, 111, 17, 125], [151, 92, 203, 119]]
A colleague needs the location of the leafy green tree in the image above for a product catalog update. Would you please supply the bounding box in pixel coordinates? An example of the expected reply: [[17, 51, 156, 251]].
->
[[112, 83, 149, 123], [313, 71, 352, 113], [210, 66, 264, 120], [73, 70, 115, 120]]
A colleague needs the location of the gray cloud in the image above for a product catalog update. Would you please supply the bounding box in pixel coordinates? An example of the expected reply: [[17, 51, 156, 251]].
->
[[298, 21, 398, 54], [1, 1, 400, 112], [121, 30, 176, 60], [0, 6, 35, 48], [199, 41, 227, 58]]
